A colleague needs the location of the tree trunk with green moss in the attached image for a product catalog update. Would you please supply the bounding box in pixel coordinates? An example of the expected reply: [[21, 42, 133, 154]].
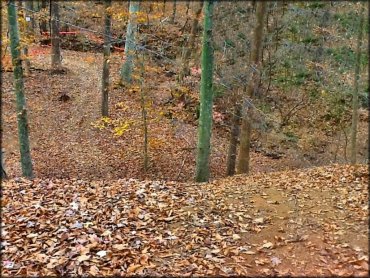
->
[[195, 0, 214, 182], [101, 0, 112, 117], [237, 1, 266, 174], [8, 0, 34, 178], [350, 2, 365, 165], [120, 0, 139, 85]]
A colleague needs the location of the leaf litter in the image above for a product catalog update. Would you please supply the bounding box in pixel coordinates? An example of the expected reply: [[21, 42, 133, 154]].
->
[[2, 164, 368, 276]]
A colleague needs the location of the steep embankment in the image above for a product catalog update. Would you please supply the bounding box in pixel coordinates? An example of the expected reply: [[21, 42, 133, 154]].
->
[[3, 47, 291, 182]]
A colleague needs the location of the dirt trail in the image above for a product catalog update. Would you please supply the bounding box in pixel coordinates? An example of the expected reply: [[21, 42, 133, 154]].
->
[[57, 53, 107, 171], [3, 50, 115, 178]]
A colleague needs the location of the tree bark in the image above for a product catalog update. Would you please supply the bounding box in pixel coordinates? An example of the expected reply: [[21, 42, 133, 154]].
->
[[186, 0, 190, 16], [40, 0, 48, 33], [170, 0, 177, 23], [8, 0, 34, 178], [139, 54, 149, 173], [101, 0, 112, 117], [120, 0, 139, 85], [237, 1, 266, 174], [195, 0, 214, 182], [21, 1, 31, 76], [25, 0, 35, 34], [226, 102, 241, 176], [179, 1, 203, 83], [162, 0, 166, 18], [350, 2, 365, 165], [50, 0, 62, 71], [1, 149, 7, 180]]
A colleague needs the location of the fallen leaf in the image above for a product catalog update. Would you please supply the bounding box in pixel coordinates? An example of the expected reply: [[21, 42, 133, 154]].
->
[[26, 233, 38, 238], [96, 250, 107, 257], [112, 244, 126, 251], [262, 242, 274, 249], [253, 217, 264, 224], [232, 234, 241, 240], [89, 265, 99, 275], [127, 264, 142, 273], [77, 254, 90, 262]]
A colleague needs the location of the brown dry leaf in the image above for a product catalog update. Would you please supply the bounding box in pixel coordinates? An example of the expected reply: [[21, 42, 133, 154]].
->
[[232, 234, 241, 240], [112, 244, 126, 251], [89, 265, 99, 275], [253, 217, 264, 224], [262, 242, 274, 249], [102, 230, 112, 237], [215, 233, 223, 241], [46, 258, 59, 269], [26, 233, 38, 238], [77, 254, 91, 262], [139, 254, 149, 265], [255, 258, 269, 266], [127, 264, 142, 273]]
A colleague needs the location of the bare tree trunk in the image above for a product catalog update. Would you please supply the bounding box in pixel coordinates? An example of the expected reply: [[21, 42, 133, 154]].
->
[[101, 0, 111, 117], [237, 2, 267, 174], [226, 102, 241, 176], [162, 0, 166, 18], [1, 149, 7, 180], [170, 0, 177, 23], [21, 1, 31, 76], [40, 0, 48, 34], [139, 53, 149, 173], [25, 0, 35, 34], [350, 2, 365, 165], [343, 127, 348, 162], [185, 0, 190, 16], [179, 1, 203, 83], [50, 0, 62, 72]]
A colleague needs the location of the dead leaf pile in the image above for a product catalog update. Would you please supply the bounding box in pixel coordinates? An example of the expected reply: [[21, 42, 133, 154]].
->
[[2, 164, 368, 276]]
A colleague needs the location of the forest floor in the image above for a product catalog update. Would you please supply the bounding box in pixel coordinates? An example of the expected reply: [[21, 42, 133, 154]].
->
[[2, 164, 368, 276], [2, 45, 369, 276], [2, 47, 306, 182], [4, 47, 368, 182]]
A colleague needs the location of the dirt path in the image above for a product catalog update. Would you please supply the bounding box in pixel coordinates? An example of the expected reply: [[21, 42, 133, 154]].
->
[[57, 52, 107, 173], [3, 49, 115, 178]]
